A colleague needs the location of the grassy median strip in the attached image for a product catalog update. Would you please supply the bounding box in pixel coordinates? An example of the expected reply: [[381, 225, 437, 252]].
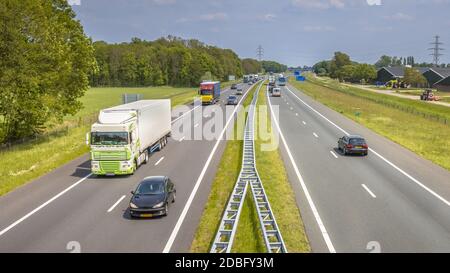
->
[[191, 82, 311, 253], [190, 83, 262, 253], [290, 76, 450, 171], [251, 85, 310, 253]]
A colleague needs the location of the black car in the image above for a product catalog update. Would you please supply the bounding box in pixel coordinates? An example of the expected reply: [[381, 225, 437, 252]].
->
[[129, 176, 176, 218], [231, 83, 237, 90], [338, 135, 368, 156]]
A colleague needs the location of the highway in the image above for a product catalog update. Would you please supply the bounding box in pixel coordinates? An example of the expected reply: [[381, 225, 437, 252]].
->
[[0, 82, 256, 253], [268, 83, 450, 253]]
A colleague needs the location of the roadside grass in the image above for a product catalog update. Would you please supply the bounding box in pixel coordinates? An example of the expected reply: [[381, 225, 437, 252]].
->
[[190, 83, 261, 253], [0, 85, 208, 197], [290, 76, 450, 171]]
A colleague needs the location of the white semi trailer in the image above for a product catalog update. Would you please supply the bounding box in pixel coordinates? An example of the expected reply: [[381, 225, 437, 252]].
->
[[88, 100, 171, 176]]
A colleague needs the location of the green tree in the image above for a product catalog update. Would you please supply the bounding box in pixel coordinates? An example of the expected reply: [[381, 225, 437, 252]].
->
[[403, 68, 427, 87], [0, 0, 96, 142], [375, 55, 392, 68], [241, 58, 262, 74], [329, 52, 351, 79]]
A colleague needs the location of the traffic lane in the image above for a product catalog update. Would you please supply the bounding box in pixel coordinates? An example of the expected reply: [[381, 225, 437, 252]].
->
[[0, 82, 246, 240], [273, 89, 450, 252], [282, 85, 450, 222], [0, 82, 254, 252], [285, 84, 450, 204], [0, 154, 91, 236]]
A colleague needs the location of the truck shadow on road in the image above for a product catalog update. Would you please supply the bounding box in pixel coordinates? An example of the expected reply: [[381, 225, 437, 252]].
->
[[71, 160, 92, 178]]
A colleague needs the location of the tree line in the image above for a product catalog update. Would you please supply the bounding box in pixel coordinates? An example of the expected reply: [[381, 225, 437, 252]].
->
[[241, 59, 287, 74], [313, 52, 377, 84], [313, 52, 430, 86], [0, 0, 96, 142], [90, 37, 243, 87]]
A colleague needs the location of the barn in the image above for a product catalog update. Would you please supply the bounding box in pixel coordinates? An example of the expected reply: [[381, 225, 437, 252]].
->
[[434, 76, 450, 92], [423, 68, 450, 88]]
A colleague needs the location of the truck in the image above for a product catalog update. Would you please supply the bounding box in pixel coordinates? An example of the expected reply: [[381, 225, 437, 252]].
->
[[243, 75, 250, 83], [88, 100, 171, 176], [277, 74, 287, 86], [199, 81, 221, 105]]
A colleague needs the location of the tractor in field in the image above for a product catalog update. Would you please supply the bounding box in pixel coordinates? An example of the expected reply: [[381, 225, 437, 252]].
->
[[420, 89, 441, 101]]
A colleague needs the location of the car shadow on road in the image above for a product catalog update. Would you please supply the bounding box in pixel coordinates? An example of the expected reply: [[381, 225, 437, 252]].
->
[[333, 147, 367, 157], [122, 207, 165, 221]]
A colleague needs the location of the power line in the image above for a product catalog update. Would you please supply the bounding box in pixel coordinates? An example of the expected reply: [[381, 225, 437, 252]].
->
[[256, 45, 264, 61], [428, 35, 444, 67]]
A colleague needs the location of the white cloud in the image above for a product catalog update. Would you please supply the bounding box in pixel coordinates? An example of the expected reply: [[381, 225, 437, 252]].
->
[[152, 0, 176, 5], [259, 14, 277, 22], [176, 12, 228, 23], [292, 0, 347, 9], [302, 25, 336, 32], [384, 12, 414, 21]]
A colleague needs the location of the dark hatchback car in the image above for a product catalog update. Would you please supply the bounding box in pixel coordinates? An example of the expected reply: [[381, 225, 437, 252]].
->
[[129, 176, 176, 218], [227, 95, 238, 105], [338, 135, 368, 156], [231, 83, 238, 90]]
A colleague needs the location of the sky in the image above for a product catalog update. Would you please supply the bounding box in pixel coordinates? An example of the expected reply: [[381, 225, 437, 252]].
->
[[70, 0, 450, 66]]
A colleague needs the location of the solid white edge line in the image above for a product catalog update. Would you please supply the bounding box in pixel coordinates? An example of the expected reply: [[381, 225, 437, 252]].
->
[[0, 173, 93, 237], [285, 86, 450, 207], [361, 184, 377, 199], [330, 151, 338, 159], [155, 157, 165, 166], [162, 82, 262, 253], [267, 89, 336, 253], [107, 195, 127, 213]]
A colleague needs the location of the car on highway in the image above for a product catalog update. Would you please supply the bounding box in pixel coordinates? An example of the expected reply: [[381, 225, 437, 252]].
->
[[236, 87, 243, 95], [227, 95, 238, 105], [272, 87, 281, 97], [129, 176, 176, 218], [338, 135, 368, 156], [231, 83, 237, 90], [248, 81, 252, 85]]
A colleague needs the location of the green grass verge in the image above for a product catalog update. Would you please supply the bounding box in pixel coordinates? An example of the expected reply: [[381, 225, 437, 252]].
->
[[290, 76, 450, 171], [190, 83, 261, 253], [250, 85, 311, 252], [0, 84, 212, 197]]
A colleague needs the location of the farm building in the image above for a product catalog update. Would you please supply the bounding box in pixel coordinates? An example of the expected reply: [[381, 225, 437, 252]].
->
[[376, 67, 405, 83], [434, 76, 450, 92], [376, 67, 429, 84], [423, 68, 450, 87]]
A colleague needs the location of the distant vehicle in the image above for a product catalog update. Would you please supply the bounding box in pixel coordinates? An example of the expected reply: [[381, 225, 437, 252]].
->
[[272, 87, 281, 97], [338, 135, 368, 156], [277, 75, 287, 86], [236, 87, 243, 95], [129, 176, 176, 218], [248, 81, 252, 85], [89, 100, 171, 176], [231, 83, 238, 90], [199, 81, 221, 105], [243, 75, 250, 83], [420, 89, 441, 101], [227, 95, 238, 105]]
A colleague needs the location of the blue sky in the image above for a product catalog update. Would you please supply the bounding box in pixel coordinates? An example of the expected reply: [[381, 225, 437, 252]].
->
[[70, 0, 450, 66]]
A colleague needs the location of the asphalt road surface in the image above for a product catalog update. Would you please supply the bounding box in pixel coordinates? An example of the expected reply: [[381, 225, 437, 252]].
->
[[268, 84, 450, 253], [0, 82, 257, 253]]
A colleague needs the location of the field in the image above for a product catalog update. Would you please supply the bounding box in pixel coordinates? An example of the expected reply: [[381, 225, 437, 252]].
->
[[190, 82, 310, 253], [0, 86, 200, 196], [290, 76, 450, 172]]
